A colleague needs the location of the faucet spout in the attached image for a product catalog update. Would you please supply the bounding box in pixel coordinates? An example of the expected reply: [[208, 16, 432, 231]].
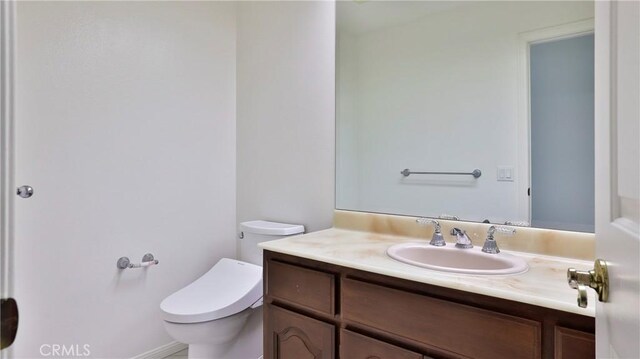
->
[[450, 228, 473, 249]]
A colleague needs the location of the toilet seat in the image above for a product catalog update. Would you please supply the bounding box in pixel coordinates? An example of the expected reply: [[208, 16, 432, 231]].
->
[[161, 258, 263, 324]]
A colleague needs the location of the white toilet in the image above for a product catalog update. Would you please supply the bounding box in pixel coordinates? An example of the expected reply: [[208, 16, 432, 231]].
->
[[160, 220, 304, 359]]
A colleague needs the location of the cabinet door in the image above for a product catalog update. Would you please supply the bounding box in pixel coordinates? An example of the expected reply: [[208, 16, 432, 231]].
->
[[340, 330, 423, 359], [265, 304, 335, 359], [554, 326, 595, 359]]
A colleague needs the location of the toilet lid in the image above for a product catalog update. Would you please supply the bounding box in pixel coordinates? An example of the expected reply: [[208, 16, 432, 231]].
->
[[160, 258, 263, 324]]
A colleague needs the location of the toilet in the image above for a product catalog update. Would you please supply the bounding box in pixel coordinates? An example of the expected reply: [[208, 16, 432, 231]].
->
[[160, 220, 304, 359]]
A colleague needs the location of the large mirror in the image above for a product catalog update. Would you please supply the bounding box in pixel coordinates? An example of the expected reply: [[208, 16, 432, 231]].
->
[[336, 1, 595, 232]]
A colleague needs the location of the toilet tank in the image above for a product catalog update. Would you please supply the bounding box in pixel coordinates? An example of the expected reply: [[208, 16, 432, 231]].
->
[[239, 220, 305, 266]]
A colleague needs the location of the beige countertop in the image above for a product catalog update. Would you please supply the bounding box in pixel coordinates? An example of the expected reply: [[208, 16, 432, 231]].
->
[[259, 228, 596, 317]]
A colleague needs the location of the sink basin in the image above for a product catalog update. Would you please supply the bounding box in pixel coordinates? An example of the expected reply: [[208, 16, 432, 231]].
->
[[387, 243, 528, 275]]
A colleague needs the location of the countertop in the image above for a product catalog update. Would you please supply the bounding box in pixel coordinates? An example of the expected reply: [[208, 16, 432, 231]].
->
[[259, 228, 596, 317]]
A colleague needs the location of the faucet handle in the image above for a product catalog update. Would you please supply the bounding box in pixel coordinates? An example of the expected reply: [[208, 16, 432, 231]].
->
[[416, 218, 441, 232], [416, 218, 445, 246], [490, 225, 517, 236], [439, 214, 460, 221], [482, 226, 516, 254], [504, 220, 530, 227]]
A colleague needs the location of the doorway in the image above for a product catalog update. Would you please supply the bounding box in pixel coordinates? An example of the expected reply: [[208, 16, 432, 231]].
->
[[529, 33, 595, 232]]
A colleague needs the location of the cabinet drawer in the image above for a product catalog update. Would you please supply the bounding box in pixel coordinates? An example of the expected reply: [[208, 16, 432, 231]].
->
[[340, 330, 423, 359], [266, 304, 335, 359], [266, 260, 335, 315], [342, 278, 541, 359], [554, 326, 595, 359]]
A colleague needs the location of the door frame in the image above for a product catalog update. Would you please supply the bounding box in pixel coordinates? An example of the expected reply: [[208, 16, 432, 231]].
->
[[516, 18, 595, 224], [1, 1, 16, 356]]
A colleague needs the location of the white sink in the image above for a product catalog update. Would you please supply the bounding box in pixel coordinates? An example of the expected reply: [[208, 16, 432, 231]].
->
[[387, 242, 528, 275]]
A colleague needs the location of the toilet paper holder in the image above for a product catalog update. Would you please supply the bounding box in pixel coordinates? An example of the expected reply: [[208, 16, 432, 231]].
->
[[117, 253, 159, 269]]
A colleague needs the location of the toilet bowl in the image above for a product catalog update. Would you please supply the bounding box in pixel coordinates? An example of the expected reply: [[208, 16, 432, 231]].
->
[[161, 258, 263, 358], [160, 221, 304, 359]]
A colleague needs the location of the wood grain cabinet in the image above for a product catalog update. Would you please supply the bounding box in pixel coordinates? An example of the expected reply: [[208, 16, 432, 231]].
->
[[554, 326, 595, 359], [340, 330, 424, 359], [265, 304, 335, 359], [263, 251, 595, 359]]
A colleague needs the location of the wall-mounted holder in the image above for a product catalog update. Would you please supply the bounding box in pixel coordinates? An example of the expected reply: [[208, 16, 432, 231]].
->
[[117, 253, 159, 269], [401, 168, 482, 178]]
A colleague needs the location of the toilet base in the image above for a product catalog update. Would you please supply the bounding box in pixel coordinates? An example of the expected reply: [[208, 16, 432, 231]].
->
[[186, 307, 263, 359]]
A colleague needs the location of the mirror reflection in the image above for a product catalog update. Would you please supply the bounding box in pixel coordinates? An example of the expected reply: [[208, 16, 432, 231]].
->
[[336, 1, 595, 232]]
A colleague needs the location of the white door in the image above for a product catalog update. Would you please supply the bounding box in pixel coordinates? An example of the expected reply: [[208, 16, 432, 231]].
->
[[594, 1, 640, 358]]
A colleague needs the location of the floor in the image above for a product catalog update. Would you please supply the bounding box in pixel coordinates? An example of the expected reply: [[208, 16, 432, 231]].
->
[[163, 348, 264, 359], [163, 348, 187, 359]]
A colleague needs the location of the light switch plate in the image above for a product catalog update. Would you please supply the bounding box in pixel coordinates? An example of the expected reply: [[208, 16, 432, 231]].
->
[[497, 166, 515, 182]]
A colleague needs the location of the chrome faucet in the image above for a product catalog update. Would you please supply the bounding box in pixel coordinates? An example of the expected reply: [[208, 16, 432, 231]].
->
[[450, 228, 473, 249], [416, 218, 446, 246], [504, 220, 530, 227], [482, 226, 517, 254], [439, 214, 460, 221]]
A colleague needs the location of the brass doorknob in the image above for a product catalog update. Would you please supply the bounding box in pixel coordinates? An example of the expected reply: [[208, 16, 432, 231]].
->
[[567, 259, 609, 308]]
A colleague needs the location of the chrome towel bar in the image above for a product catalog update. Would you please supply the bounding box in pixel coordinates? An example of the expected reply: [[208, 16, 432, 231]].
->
[[400, 168, 482, 178], [117, 253, 158, 269]]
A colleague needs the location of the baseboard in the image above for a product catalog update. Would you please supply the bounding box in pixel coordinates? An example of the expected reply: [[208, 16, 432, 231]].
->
[[131, 341, 187, 359]]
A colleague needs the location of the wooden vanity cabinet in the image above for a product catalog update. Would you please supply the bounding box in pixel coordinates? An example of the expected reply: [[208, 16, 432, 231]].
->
[[263, 250, 595, 359]]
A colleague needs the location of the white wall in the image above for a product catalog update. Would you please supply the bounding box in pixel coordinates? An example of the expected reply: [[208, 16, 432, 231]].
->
[[13, 2, 236, 358], [10, 2, 336, 356], [236, 1, 335, 234], [336, 1, 593, 224], [336, 31, 360, 209]]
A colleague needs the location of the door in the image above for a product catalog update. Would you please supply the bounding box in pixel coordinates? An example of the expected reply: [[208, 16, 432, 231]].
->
[[594, 0, 640, 358]]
